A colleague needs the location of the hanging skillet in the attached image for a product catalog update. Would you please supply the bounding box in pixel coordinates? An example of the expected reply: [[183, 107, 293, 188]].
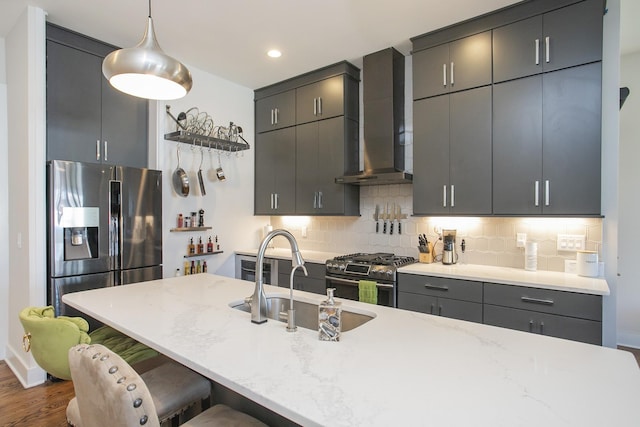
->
[[172, 145, 189, 197]]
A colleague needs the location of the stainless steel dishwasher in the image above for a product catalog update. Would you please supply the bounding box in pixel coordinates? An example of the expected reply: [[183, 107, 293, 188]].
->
[[235, 255, 278, 285]]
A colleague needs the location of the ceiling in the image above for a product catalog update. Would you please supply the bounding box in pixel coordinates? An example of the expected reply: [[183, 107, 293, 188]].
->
[[0, 1, 637, 90]]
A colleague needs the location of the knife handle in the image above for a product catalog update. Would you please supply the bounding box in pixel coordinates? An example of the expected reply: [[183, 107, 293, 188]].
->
[[398, 222, 402, 235], [376, 221, 379, 233], [390, 221, 394, 235], [383, 221, 387, 234]]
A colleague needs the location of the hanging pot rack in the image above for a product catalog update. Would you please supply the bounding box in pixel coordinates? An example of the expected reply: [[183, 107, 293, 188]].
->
[[164, 105, 250, 152]]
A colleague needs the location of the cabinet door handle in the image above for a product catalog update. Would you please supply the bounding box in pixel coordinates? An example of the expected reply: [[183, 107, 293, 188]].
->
[[450, 62, 454, 86], [270, 193, 274, 210], [545, 180, 550, 206], [313, 192, 317, 209], [318, 191, 323, 209], [318, 97, 322, 115], [270, 109, 274, 125], [521, 296, 554, 306], [430, 303, 435, 314], [535, 39, 540, 65], [438, 305, 443, 316], [275, 108, 279, 125], [96, 140, 101, 161], [545, 36, 550, 63], [275, 193, 279, 210], [540, 321, 545, 335], [443, 63, 447, 87], [529, 320, 534, 332], [534, 180, 540, 207], [450, 185, 455, 208], [313, 98, 317, 115], [424, 283, 449, 291], [104, 140, 108, 162], [443, 185, 447, 208]]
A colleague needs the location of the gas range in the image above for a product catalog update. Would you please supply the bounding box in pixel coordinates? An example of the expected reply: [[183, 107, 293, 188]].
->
[[325, 253, 417, 284]]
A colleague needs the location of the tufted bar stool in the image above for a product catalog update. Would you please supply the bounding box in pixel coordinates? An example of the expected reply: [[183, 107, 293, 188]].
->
[[68, 344, 267, 427]]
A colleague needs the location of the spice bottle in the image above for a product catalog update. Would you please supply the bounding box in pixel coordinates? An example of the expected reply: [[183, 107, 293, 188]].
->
[[197, 237, 204, 254], [184, 261, 190, 276], [202, 261, 208, 273], [207, 236, 213, 253], [188, 237, 195, 255], [177, 213, 184, 228], [190, 260, 196, 275]]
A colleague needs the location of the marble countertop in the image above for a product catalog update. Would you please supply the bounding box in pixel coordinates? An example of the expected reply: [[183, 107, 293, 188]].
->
[[399, 262, 610, 295], [63, 274, 639, 426], [236, 249, 610, 296], [235, 248, 342, 264]]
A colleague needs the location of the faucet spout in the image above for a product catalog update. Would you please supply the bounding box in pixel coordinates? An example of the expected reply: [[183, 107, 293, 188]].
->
[[251, 229, 305, 324]]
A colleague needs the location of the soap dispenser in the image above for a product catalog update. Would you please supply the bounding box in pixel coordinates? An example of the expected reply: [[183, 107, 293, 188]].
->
[[319, 288, 341, 341]]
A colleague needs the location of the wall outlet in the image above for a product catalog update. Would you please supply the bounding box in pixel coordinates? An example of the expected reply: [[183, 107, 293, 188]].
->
[[557, 234, 586, 252], [516, 233, 527, 248]]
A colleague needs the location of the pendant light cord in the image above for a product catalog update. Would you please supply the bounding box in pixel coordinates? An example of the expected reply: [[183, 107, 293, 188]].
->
[[148, 0, 152, 18]]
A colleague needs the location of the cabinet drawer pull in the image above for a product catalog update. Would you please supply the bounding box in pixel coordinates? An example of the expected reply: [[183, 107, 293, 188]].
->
[[545, 36, 550, 63], [529, 320, 534, 332], [450, 62, 454, 86], [424, 284, 449, 291], [540, 321, 545, 335], [535, 39, 540, 65], [443, 63, 447, 87], [521, 296, 554, 306], [443, 185, 447, 208]]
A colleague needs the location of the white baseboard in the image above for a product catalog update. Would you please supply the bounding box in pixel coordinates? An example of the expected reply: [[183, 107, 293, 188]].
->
[[618, 331, 640, 350], [4, 343, 45, 388]]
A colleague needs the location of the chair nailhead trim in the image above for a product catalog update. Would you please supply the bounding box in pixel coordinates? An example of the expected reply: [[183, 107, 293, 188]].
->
[[127, 383, 137, 391], [139, 415, 148, 425], [92, 352, 101, 359], [109, 366, 118, 374], [133, 398, 143, 408], [117, 377, 127, 384], [100, 355, 109, 361]]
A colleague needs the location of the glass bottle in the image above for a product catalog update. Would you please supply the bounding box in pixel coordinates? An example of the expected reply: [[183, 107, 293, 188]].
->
[[318, 288, 341, 342], [188, 237, 195, 255], [207, 236, 213, 253], [197, 237, 204, 254]]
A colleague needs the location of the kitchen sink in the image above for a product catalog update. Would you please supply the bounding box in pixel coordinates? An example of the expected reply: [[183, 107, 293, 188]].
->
[[229, 296, 376, 332]]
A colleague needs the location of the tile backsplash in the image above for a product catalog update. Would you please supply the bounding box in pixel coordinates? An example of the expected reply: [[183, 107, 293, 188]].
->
[[268, 185, 603, 272]]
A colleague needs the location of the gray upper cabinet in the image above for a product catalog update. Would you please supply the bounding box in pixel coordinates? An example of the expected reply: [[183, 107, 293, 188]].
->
[[46, 25, 148, 168], [296, 75, 347, 125], [254, 62, 360, 216], [493, 63, 601, 215], [296, 117, 359, 215], [255, 90, 296, 134], [413, 86, 492, 215], [412, 31, 492, 100], [254, 127, 296, 215], [493, 0, 603, 83]]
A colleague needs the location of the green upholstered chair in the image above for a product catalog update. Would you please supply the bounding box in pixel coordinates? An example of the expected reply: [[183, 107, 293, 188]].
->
[[19, 306, 158, 380]]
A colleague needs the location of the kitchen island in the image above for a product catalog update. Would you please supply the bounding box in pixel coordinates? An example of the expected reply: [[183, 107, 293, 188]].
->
[[63, 274, 640, 426]]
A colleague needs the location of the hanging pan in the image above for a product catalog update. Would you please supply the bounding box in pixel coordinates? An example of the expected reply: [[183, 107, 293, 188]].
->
[[172, 145, 189, 197]]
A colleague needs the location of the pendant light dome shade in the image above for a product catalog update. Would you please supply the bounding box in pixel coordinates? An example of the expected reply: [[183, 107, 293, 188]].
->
[[103, 16, 192, 100]]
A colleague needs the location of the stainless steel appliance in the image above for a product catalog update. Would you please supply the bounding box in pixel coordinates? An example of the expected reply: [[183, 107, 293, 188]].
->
[[325, 253, 416, 307], [235, 255, 277, 285], [442, 229, 458, 265], [47, 160, 163, 327]]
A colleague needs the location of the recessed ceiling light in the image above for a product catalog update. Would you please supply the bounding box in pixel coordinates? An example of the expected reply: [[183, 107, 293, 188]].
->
[[267, 49, 282, 58]]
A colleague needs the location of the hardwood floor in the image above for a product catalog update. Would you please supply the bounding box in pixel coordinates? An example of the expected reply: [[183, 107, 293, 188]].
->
[[0, 361, 74, 427], [2, 347, 640, 426]]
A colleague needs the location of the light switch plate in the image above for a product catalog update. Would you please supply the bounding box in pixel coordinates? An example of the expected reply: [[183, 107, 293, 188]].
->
[[557, 234, 586, 252], [516, 233, 527, 248]]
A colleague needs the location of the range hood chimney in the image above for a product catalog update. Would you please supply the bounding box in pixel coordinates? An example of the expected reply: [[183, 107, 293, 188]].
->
[[336, 48, 412, 186]]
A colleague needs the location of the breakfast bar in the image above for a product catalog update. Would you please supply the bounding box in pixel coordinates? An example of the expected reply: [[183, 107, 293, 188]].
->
[[63, 274, 640, 426]]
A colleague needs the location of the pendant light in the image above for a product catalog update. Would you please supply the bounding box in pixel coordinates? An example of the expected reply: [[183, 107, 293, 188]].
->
[[102, 0, 192, 100]]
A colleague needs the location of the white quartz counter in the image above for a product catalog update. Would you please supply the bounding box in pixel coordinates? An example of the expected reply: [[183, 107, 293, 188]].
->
[[63, 274, 638, 426], [235, 248, 342, 265], [399, 262, 610, 295]]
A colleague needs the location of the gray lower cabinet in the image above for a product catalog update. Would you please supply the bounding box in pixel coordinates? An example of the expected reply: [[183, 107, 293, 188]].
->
[[493, 0, 603, 83], [255, 90, 296, 134], [46, 24, 148, 168], [254, 127, 296, 215], [493, 63, 601, 215], [413, 86, 492, 215], [483, 282, 602, 345], [295, 117, 359, 215], [412, 31, 492, 100], [278, 260, 326, 295], [397, 274, 483, 323]]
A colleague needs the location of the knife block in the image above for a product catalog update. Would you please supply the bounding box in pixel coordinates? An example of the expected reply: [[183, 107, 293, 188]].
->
[[419, 243, 434, 263]]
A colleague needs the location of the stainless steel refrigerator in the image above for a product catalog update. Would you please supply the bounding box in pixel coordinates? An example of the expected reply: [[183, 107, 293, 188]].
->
[[47, 160, 163, 327]]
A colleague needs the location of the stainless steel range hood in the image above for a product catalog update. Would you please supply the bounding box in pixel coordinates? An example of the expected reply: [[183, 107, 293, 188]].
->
[[336, 48, 412, 186]]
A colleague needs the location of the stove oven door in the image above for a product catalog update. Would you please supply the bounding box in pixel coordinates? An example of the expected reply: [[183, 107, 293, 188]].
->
[[324, 275, 395, 307]]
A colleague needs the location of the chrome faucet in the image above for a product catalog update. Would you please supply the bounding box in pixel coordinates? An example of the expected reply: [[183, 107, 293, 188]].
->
[[251, 229, 307, 325]]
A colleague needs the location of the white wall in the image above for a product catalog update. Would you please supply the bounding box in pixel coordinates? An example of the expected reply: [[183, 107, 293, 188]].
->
[[618, 49, 640, 347], [159, 66, 266, 279], [4, 6, 47, 385], [0, 38, 8, 361]]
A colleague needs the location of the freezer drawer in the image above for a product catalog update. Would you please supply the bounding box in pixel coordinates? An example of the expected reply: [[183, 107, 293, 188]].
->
[[119, 265, 163, 285]]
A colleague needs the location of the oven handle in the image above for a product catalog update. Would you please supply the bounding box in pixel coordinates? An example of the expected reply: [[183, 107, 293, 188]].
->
[[325, 275, 394, 289]]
